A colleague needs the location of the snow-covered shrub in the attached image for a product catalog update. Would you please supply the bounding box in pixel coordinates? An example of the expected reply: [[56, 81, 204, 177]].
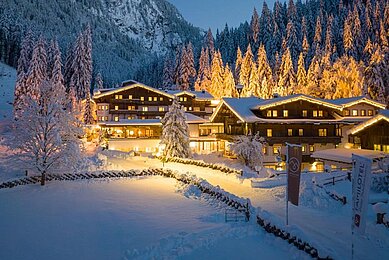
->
[[230, 133, 265, 170], [370, 174, 389, 193]]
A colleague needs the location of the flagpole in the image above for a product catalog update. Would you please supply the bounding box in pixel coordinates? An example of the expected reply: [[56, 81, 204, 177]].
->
[[286, 143, 289, 226]]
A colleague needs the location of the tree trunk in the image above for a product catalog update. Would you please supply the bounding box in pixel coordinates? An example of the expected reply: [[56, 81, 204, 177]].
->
[[41, 171, 46, 186]]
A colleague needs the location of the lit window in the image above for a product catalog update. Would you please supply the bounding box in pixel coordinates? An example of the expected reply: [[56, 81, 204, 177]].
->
[[129, 95, 132, 100], [313, 110, 318, 117], [140, 97, 144, 101], [158, 107, 165, 112], [302, 145, 306, 152], [288, 129, 293, 136], [127, 116, 133, 120], [142, 107, 148, 112], [160, 97, 163, 101], [148, 97, 152, 101], [299, 129, 303, 136], [302, 110, 307, 117], [128, 106, 133, 110], [262, 146, 267, 155], [344, 109, 350, 116], [194, 107, 200, 112], [184, 97, 187, 101], [267, 110, 272, 117], [98, 105, 101, 110], [154, 97, 157, 101], [114, 116, 119, 122], [272, 110, 278, 117], [309, 145, 315, 152], [374, 144, 381, 151], [361, 110, 366, 116], [352, 110, 358, 116], [267, 129, 272, 137], [179, 97, 183, 101], [318, 128, 327, 137], [273, 145, 281, 155], [318, 110, 323, 117], [104, 116, 108, 121], [184, 107, 187, 111], [189, 107, 192, 111], [368, 110, 373, 116], [115, 95, 122, 99], [105, 105, 108, 110], [114, 105, 119, 111], [283, 110, 288, 117]]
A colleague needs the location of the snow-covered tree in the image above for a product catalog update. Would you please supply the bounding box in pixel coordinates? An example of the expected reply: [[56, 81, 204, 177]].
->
[[222, 64, 236, 97], [277, 48, 296, 96], [162, 55, 175, 89], [230, 133, 265, 170], [195, 47, 210, 91], [240, 44, 254, 96], [178, 44, 195, 91], [296, 53, 307, 94], [250, 7, 260, 48], [160, 98, 191, 159], [210, 50, 224, 98], [16, 30, 33, 75], [11, 80, 83, 185], [256, 45, 274, 98], [95, 72, 104, 90], [205, 28, 215, 57], [50, 40, 65, 95], [306, 56, 322, 97], [365, 48, 387, 103], [235, 47, 243, 82]]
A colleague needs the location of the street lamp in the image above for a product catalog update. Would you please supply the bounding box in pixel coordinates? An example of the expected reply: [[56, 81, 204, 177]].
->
[[235, 84, 243, 99]]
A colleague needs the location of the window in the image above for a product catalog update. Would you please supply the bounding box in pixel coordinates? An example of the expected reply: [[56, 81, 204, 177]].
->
[[302, 145, 306, 153], [299, 129, 304, 136], [318, 110, 323, 117], [158, 107, 165, 112], [361, 110, 366, 116], [184, 97, 187, 102], [267, 110, 272, 117], [383, 145, 389, 153], [302, 110, 307, 117], [374, 144, 381, 151], [140, 96, 144, 101], [352, 109, 358, 116], [105, 105, 109, 110], [115, 95, 122, 99], [313, 110, 318, 117], [154, 97, 157, 101], [318, 128, 327, 137], [189, 107, 192, 111], [104, 116, 108, 121], [267, 129, 272, 137], [128, 106, 135, 110], [114, 116, 119, 122], [194, 107, 200, 112], [368, 110, 373, 116], [309, 145, 315, 152], [272, 110, 278, 117], [114, 105, 119, 111], [344, 109, 350, 116], [142, 107, 148, 112], [288, 129, 293, 136], [148, 97, 152, 101], [184, 107, 187, 111], [336, 127, 342, 136], [273, 145, 281, 155], [262, 146, 267, 155], [127, 116, 134, 120], [129, 95, 132, 100], [160, 97, 163, 101], [179, 97, 184, 102], [283, 110, 289, 117]]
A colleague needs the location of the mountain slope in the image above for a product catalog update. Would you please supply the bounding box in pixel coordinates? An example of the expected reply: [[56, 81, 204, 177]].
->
[[0, 0, 202, 85]]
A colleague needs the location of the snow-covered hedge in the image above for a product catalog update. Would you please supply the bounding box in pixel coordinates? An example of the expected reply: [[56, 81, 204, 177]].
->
[[371, 174, 389, 193], [160, 157, 243, 176]]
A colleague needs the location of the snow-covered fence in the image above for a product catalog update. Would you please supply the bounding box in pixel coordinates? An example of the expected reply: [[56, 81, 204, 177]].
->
[[313, 176, 348, 205], [159, 157, 243, 176]]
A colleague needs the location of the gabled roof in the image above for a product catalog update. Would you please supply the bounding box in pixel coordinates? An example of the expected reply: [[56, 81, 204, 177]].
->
[[165, 90, 214, 100], [210, 97, 263, 123], [254, 94, 342, 110], [348, 109, 389, 135], [93, 81, 175, 99], [185, 113, 209, 124], [327, 95, 386, 109]]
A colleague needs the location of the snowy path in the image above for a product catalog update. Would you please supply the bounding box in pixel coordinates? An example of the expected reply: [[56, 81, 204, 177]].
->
[[0, 176, 309, 260], [107, 156, 389, 259]]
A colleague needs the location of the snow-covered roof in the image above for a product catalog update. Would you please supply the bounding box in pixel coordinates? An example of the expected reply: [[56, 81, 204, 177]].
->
[[312, 148, 387, 164], [254, 94, 342, 110], [100, 119, 162, 126], [165, 90, 214, 100], [211, 97, 263, 123], [327, 95, 386, 109], [348, 109, 389, 135], [185, 113, 209, 124], [93, 81, 175, 99]]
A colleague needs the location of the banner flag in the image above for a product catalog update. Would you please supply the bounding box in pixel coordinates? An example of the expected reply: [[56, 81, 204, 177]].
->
[[287, 145, 302, 206], [352, 154, 372, 235]]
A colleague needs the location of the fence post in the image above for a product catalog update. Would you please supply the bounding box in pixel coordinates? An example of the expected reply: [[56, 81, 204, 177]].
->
[[333, 177, 335, 185]]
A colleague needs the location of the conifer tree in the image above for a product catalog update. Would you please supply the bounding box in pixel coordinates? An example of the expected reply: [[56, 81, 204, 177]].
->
[[365, 48, 387, 103], [50, 40, 65, 97], [306, 56, 322, 97], [222, 64, 236, 97], [25, 37, 47, 101], [178, 45, 191, 90], [240, 44, 254, 96], [16, 30, 33, 75], [205, 28, 215, 57], [286, 20, 299, 65], [186, 42, 197, 86], [95, 72, 104, 90], [210, 50, 224, 98], [162, 55, 175, 89], [235, 47, 243, 82], [296, 53, 307, 94], [161, 98, 191, 159], [195, 47, 211, 91], [277, 48, 296, 96], [247, 62, 259, 96], [256, 45, 274, 98], [250, 7, 260, 49], [343, 12, 355, 57]]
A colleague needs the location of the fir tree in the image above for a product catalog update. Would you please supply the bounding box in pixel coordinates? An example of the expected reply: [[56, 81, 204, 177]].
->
[[257, 45, 274, 98], [365, 48, 386, 103], [16, 30, 33, 75], [222, 64, 237, 97], [306, 56, 322, 97], [161, 98, 191, 159], [162, 55, 175, 89], [235, 47, 243, 83], [277, 48, 296, 96], [240, 44, 254, 97], [210, 50, 224, 98], [195, 47, 211, 91], [250, 7, 260, 49], [50, 40, 65, 97], [95, 72, 104, 90], [205, 28, 215, 57], [296, 53, 307, 94]]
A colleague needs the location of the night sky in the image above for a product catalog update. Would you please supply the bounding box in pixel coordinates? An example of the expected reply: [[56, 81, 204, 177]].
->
[[168, 0, 281, 33]]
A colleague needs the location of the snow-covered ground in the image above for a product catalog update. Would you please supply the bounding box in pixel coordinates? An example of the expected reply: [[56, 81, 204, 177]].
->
[[0, 176, 308, 260], [102, 154, 389, 260]]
